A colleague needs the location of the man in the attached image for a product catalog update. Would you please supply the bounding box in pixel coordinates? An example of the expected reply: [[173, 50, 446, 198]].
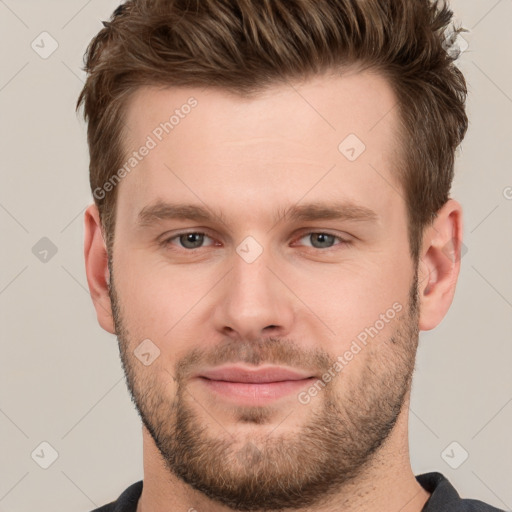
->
[[79, 1, 504, 511]]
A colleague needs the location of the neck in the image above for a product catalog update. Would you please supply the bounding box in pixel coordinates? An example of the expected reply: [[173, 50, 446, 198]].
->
[[137, 393, 430, 512]]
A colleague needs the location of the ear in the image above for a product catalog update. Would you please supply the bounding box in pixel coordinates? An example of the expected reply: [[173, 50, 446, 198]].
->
[[84, 203, 116, 334], [417, 198, 463, 331]]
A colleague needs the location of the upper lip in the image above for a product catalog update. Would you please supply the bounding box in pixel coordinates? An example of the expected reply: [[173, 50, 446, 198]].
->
[[196, 365, 314, 383]]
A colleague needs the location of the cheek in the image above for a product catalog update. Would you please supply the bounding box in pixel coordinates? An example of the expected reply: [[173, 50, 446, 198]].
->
[[114, 255, 213, 341], [288, 269, 406, 345], [291, 256, 412, 349]]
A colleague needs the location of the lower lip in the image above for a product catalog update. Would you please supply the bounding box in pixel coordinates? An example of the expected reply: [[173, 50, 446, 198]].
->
[[197, 377, 315, 404]]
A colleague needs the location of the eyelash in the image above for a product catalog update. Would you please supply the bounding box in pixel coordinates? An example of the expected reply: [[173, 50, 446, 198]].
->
[[159, 230, 351, 251]]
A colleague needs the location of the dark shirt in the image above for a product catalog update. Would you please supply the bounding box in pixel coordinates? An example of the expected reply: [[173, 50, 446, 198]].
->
[[90, 472, 506, 512]]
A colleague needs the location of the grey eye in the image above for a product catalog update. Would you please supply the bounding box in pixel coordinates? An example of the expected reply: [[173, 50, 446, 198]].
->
[[305, 233, 337, 249], [179, 233, 206, 249]]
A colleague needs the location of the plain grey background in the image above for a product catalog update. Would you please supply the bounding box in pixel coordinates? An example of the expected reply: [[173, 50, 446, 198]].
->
[[0, 1, 511, 511]]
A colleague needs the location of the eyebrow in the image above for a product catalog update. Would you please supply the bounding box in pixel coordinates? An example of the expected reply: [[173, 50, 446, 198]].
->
[[136, 200, 378, 228]]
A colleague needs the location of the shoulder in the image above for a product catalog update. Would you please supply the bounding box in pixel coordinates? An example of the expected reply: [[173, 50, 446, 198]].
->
[[416, 472, 506, 512], [89, 481, 143, 512]]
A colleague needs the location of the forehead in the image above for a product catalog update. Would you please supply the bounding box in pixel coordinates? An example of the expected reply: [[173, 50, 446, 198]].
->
[[117, 69, 403, 226], [123, 68, 399, 149]]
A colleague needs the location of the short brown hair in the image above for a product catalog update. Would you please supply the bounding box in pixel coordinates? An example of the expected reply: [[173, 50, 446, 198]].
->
[[77, 0, 468, 261]]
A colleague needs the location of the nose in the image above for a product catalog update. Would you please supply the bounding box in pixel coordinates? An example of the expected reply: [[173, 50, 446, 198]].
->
[[213, 246, 295, 342]]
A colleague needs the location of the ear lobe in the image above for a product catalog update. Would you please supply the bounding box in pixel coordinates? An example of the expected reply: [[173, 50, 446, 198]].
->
[[418, 199, 464, 331], [84, 204, 116, 334]]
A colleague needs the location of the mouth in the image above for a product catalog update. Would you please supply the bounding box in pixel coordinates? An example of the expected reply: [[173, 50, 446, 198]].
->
[[194, 365, 316, 404]]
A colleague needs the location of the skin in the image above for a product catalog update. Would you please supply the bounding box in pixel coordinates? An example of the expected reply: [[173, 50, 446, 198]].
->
[[84, 69, 463, 512]]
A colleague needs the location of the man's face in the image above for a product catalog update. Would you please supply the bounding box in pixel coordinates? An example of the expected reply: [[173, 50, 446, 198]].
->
[[109, 70, 419, 510]]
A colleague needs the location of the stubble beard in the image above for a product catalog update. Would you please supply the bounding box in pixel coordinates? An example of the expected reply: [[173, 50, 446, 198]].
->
[[109, 256, 420, 511]]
